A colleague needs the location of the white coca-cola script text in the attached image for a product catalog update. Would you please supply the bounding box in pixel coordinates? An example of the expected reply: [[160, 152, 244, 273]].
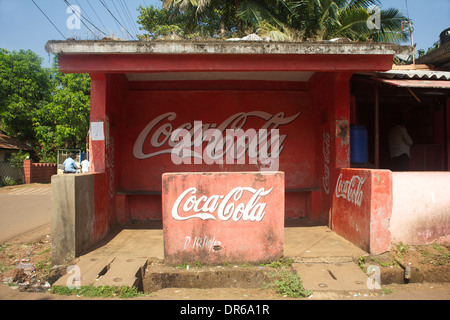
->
[[172, 187, 273, 222], [335, 174, 365, 207], [133, 111, 301, 160]]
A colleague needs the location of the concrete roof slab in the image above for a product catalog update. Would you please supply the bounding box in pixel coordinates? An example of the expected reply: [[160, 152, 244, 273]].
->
[[46, 40, 412, 56]]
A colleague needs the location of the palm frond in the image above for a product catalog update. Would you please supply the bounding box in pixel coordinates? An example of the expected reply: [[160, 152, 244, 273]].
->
[[238, 0, 284, 28]]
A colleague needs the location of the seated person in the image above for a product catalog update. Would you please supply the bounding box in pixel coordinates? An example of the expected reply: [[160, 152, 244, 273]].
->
[[63, 154, 79, 173]]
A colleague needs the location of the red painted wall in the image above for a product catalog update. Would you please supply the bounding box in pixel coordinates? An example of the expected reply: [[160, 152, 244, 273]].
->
[[53, 49, 400, 253], [310, 73, 352, 222], [115, 86, 320, 220], [23, 159, 57, 184], [88, 73, 353, 223], [162, 171, 285, 264], [332, 168, 392, 254], [87, 73, 354, 225]]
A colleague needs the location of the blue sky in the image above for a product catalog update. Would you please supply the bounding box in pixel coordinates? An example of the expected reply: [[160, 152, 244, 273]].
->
[[0, 0, 449, 68]]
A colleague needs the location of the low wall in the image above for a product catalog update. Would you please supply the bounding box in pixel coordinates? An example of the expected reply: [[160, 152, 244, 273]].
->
[[332, 169, 450, 254], [391, 172, 450, 244], [331, 168, 392, 254], [51, 172, 111, 264], [23, 159, 57, 184], [162, 171, 285, 265]]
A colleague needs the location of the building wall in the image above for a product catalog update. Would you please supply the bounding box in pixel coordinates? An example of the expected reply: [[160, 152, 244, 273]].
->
[[332, 169, 450, 254], [331, 168, 392, 254], [391, 172, 450, 244], [51, 46, 403, 259], [311, 72, 352, 222], [115, 84, 321, 221], [87, 72, 353, 234]]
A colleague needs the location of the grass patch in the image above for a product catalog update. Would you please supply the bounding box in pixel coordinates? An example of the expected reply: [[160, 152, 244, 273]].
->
[[420, 246, 450, 266], [260, 257, 294, 268], [35, 258, 52, 273], [382, 287, 394, 295], [175, 257, 294, 269], [271, 269, 312, 298], [37, 248, 51, 255], [50, 285, 146, 298]]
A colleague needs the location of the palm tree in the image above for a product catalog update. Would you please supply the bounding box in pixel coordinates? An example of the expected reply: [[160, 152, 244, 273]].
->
[[164, 0, 244, 36], [238, 0, 409, 42], [288, 0, 409, 42], [162, 0, 409, 43]]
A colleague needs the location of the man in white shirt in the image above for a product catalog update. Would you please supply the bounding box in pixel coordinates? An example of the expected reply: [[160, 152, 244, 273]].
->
[[388, 118, 413, 171], [81, 158, 89, 173]]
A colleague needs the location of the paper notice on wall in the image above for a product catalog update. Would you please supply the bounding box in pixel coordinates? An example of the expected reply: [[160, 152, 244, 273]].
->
[[91, 122, 105, 141]]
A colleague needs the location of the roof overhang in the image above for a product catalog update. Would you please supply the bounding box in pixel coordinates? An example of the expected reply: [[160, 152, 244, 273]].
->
[[46, 40, 412, 56], [372, 78, 450, 89], [45, 40, 413, 78], [356, 69, 450, 90], [416, 42, 450, 68]]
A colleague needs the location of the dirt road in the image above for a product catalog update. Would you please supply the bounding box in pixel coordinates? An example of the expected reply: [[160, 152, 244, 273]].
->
[[1, 281, 449, 300], [0, 184, 51, 244]]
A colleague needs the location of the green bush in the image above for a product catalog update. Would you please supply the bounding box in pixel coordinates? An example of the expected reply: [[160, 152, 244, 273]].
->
[[0, 176, 16, 187]]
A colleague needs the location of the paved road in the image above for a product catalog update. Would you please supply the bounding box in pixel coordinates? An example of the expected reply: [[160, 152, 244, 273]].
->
[[0, 184, 51, 244]]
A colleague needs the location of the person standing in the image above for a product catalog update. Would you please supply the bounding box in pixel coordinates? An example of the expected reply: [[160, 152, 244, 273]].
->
[[388, 117, 413, 171], [81, 158, 89, 173]]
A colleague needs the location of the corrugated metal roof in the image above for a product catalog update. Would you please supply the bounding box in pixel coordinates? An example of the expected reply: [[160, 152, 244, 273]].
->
[[0, 133, 32, 150], [371, 78, 450, 89], [374, 70, 450, 80]]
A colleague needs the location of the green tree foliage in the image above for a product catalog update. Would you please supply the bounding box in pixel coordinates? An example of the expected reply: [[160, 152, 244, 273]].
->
[[33, 57, 90, 162], [417, 40, 440, 59], [138, 0, 408, 43], [137, 2, 222, 39], [0, 50, 90, 162], [0, 49, 51, 141]]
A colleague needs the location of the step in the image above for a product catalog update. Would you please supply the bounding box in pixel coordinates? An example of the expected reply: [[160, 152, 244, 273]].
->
[[53, 256, 115, 287], [292, 262, 381, 293], [142, 264, 274, 293], [53, 256, 148, 289], [95, 257, 148, 289]]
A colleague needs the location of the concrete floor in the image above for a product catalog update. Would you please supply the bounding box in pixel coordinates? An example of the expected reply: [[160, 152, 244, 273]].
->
[[54, 218, 370, 292], [284, 218, 367, 262], [79, 218, 367, 262]]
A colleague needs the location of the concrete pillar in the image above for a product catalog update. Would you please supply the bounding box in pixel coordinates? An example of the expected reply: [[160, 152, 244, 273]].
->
[[23, 159, 32, 184], [51, 174, 95, 265], [89, 73, 107, 173]]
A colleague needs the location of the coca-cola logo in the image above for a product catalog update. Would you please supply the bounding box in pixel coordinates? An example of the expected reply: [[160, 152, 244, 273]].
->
[[172, 187, 273, 222], [322, 131, 331, 194], [133, 111, 301, 161], [335, 173, 365, 207]]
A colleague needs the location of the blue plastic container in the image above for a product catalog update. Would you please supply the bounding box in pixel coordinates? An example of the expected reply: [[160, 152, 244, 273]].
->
[[350, 125, 368, 164]]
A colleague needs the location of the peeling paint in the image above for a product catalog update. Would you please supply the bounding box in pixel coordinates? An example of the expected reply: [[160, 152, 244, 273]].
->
[[336, 119, 349, 146]]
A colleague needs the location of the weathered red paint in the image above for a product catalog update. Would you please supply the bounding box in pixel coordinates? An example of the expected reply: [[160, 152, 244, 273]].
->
[[87, 74, 353, 223], [89, 74, 107, 173], [332, 168, 392, 254], [91, 172, 111, 243], [162, 171, 284, 264], [56, 50, 393, 242], [309, 72, 352, 222], [59, 54, 394, 74]]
